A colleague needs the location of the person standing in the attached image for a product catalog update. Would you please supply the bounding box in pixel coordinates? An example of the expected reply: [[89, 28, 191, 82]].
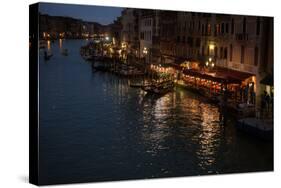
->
[[261, 91, 266, 118], [265, 91, 270, 112]]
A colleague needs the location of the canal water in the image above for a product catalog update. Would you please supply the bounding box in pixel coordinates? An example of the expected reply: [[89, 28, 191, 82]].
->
[[39, 39, 273, 184]]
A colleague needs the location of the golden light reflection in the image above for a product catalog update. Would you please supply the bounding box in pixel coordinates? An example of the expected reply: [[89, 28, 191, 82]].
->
[[140, 88, 222, 171], [140, 93, 174, 155], [47, 40, 51, 50], [196, 102, 221, 170], [59, 39, 63, 49]]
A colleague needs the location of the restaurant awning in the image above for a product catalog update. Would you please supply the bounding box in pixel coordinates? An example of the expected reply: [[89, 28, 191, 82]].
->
[[183, 69, 227, 83], [215, 67, 254, 83], [260, 74, 273, 86], [183, 67, 254, 84]]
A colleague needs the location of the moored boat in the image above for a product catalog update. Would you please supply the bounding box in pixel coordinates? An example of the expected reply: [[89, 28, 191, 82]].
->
[[44, 50, 53, 60], [141, 80, 174, 95]]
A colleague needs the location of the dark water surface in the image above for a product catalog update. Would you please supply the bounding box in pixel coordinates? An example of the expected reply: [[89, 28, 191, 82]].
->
[[39, 39, 273, 184]]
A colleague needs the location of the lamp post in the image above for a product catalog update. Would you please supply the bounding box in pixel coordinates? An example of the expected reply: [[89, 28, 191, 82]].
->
[[143, 47, 148, 62], [143, 47, 148, 72]]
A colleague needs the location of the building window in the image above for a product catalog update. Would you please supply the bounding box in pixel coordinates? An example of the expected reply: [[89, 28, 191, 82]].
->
[[207, 24, 211, 35], [216, 24, 220, 35], [140, 32, 144, 40], [243, 17, 247, 33], [230, 44, 233, 61], [214, 24, 217, 36], [224, 48, 228, 59], [202, 24, 204, 35], [220, 47, 223, 59], [196, 38, 201, 47], [214, 46, 218, 58], [202, 46, 205, 56], [198, 21, 201, 31], [182, 36, 185, 43], [254, 47, 259, 66], [177, 36, 180, 43], [221, 23, 225, 34], [256, 17, 260, 35], [241, 45, 245, 64], [226, 23, 229, 33], [231, 18, 234, 34]]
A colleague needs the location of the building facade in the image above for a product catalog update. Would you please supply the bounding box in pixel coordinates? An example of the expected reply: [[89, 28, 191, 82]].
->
[[159, 11, 178, 64], [121, 8, 140, 58], [160, 11, 273, 104], [139, 10, 161, 64]]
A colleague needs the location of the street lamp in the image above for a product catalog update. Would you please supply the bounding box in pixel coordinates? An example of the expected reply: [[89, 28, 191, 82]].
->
[[143, 47, 148, 63], [143, 47, 148, 55], [205, 57, 215, 69]]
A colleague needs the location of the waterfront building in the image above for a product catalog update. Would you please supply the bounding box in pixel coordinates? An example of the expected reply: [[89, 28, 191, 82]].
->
[[108, 16, 122, 46], [120, 8, 140, 59], [139, 10, 161, 64], [160, 12, 273, 107], [159, 11, 178, 65]]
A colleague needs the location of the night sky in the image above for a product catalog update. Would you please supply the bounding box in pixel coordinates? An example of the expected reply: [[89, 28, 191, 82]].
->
[[39, 3, 123, 25]]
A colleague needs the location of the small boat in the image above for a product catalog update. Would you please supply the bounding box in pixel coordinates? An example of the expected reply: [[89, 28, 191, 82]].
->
[[61, 49, 68, 56], [236, 118, 273, 140], [141, 80, 174, 95], [129, 82, 143, 88], [44, 50, 53, 60]]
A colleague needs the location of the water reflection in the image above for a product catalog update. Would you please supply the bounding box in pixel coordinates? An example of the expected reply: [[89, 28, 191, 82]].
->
[[47, 40, 51, 50], [59, 38, 63, 49], [140, 88, 223, 172]]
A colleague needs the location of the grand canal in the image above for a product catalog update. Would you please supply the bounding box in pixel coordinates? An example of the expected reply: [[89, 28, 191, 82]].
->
[[38, 39, 273, 184]]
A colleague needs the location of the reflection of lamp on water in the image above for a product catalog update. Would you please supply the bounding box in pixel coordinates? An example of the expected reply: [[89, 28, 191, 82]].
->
[[59, 38, 62, 49], [47, 40, 51, 50]]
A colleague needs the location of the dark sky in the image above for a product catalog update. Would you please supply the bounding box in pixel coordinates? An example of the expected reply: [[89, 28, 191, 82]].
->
[[39, 3, 123, 25]]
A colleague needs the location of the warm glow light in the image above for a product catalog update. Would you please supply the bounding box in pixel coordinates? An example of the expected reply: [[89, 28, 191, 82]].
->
[[47, 40, 51, 50], [206, 61, 209, 66], [143, 47, 148, 55], [209, 57, 212, 62], [211, 62, 215, 67], [59, 38, 62, 49], [209, 44, 215, 50]]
